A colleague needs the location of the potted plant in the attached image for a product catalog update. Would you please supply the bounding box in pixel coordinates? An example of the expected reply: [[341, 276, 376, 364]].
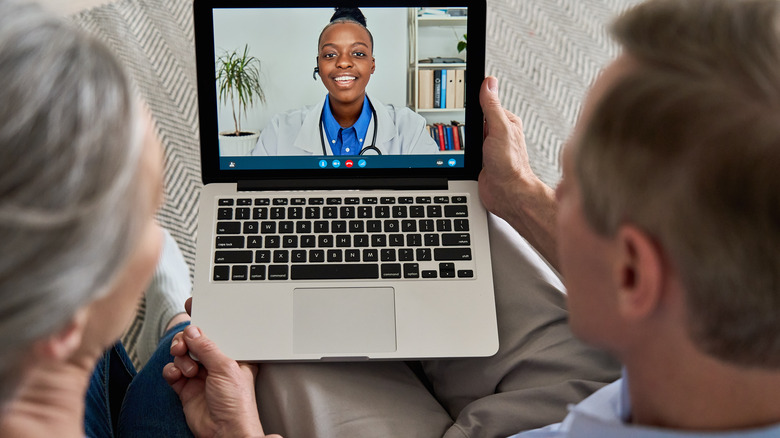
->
[[216, 44, 265, 156]]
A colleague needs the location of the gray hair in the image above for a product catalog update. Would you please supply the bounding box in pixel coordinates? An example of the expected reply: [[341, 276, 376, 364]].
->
[[575, 0, 780, 367], [0, 0, 147, 404]]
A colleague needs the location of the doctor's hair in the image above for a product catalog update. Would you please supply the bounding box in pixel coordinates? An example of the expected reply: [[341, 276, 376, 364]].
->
[[318, 7, 374, 51], [0, 0, 147, 406]]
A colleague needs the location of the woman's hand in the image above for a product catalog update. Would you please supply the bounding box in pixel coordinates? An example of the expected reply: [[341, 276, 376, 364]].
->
[[163, 323, 281, 438]]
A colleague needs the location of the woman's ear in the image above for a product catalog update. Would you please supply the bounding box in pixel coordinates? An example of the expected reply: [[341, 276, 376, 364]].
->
[[614, 225, 665, 321], [33, 307, 89, 361]]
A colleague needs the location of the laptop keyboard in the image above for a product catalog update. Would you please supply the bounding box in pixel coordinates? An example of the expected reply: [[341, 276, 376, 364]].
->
[[212, 194, 476, 281]]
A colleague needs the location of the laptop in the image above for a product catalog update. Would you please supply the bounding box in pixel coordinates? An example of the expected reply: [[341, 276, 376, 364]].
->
[[190, 0, 498, 361]]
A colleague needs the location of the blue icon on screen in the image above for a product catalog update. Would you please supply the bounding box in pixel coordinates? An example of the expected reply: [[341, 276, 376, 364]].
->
[[448, 158, 457, 167], [358, 159, 367, 168], [319, 160, 327, 168], [332, 160, 341, 168]]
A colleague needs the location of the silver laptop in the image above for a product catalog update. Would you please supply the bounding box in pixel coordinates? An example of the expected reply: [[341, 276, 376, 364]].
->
[[190, 0, 497, 361]]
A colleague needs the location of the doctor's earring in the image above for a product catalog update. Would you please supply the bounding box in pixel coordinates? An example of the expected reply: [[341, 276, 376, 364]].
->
[[313, 66, 319, 80]]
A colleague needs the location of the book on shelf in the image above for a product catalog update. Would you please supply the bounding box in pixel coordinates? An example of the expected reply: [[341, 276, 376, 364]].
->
[[446, 70, 456, 109], [440, 69, 447, 108], [427, 122, 466, 151], [454, 70, 465, 109]]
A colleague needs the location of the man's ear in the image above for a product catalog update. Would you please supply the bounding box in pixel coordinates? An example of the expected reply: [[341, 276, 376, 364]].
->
[[614, 225, 665, 321], [33, 307, 89, 361]]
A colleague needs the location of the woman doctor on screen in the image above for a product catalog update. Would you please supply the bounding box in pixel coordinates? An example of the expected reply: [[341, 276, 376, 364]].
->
[[251, 8, 439, 156]]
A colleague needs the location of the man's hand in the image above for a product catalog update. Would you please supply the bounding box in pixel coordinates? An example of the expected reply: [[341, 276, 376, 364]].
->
[[478, 76, 560, 268], [163, 322, 281, 438]]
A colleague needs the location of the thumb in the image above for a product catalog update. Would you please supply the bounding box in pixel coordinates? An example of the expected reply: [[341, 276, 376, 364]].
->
[[182, 325, 233, 372], [480, 77, 509, 135]]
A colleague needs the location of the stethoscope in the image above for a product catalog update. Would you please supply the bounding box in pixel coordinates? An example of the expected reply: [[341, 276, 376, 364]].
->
[[318, 99, 381, 156]]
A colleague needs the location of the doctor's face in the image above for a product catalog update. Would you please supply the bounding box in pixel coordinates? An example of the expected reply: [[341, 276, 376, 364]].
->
[[317, 22, 375, 107]]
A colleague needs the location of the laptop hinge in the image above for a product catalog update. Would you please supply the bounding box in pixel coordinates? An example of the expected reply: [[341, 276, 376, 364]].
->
[[237, 178, 448, 192]]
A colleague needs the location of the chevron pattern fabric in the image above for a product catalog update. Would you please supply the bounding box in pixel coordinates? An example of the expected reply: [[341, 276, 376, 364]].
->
[[70, 0, 639, 364]]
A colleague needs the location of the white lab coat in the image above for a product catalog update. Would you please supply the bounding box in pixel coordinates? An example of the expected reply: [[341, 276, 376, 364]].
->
[[251, 96, 439, 156]]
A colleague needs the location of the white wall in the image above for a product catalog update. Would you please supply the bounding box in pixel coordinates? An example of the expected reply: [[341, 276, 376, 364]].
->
[[213, 8, 409, 134]]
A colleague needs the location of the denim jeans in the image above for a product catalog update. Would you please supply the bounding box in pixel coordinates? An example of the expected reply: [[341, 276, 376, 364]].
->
[[85, 321, 194, 437]]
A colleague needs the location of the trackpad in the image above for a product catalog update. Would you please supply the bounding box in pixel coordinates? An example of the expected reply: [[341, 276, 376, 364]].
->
[[293, 287, 397, 354]]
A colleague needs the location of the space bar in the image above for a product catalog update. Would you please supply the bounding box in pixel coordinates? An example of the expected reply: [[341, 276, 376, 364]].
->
[[291, 264, 380, 280]]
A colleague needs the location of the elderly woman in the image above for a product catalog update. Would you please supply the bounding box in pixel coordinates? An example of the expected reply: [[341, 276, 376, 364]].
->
[[0, 1, 273, 436]]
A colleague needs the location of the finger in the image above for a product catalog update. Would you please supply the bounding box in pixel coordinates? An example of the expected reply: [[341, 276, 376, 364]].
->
[[163, 363, 187, 394], [480, 77, 510, 136], [170, 332, 187, 356], [181, 325, 235, 372], [173, 353, 200, 378], [185, 297, 192, 316]]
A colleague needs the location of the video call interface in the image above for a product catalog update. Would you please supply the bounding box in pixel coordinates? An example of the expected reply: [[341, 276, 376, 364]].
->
[[213, 6, 470, 171]]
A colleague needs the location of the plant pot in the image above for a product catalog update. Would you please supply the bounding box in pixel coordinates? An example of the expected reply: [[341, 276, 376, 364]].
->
[[219, 130, 260, 156]]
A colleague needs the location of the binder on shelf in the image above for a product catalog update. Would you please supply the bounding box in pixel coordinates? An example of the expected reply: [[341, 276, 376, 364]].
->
[[445, 125, 454, 150], [418, 70, 434, 109], [454, 70, 465, 109], [440, 69, 447, 108], [446, 70, 457, 109], [433, 70, 442, 109]]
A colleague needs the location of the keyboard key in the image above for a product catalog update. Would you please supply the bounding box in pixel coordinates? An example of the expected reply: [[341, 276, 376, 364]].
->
[[300, 235, 316, 248], [271, 207, 285, 219], [255, 250, 271, 263], [331, 221, 347, 233], [452, 196, 467, 203], [444, 205, 468, 217], [381, 249, 396, 261], [357, 206, 372, 218], [247, 237, 262, 248], [436, 219, 453, 232], [260, 222, 276, 234], [389, 234, 404, 247], [236, 208, 250, 219], [216, 236, 244, 248], [282, 236, 298, 248], [336, 235, 351, 247], [272, 198, 288, 205], [279, 221, 294, 234], [392, 206, 407, 218], [380, 197, 396, 204], [381, 264, 402, 279], [398, 249, 414, 261], [375, 206, 390, 218], [426, 205, 442, 217], [402, 220, 417, 232], [318, 235, 333, 247], [383, 220, 399, 232], [434, 196, 450, 204], [442, 233, 471, 246], [419, 220, 435, 232], [371, 235, 387, 247], [422, 270, 437, 278], [268, 265, 289, 280], [264, 236, 280, 248], [213, 265, 230, 281], [345, 249, 360, 262], [291, 250, 307, 263], [309, 250, 325, 262], [362, 197, 378, 204], [308, 198, 324, 205], [434, 248, 472, 261], [363, 249, 378, 262], [327, 249, 343, 262], [354, 234, 369, 247], [345, 197, 360, 205], [326, 197, 342, 205], [253, 207, 268, 220], [314, 221, 329, 233], [409, 206, 425, 217], [216, 221, 240, 234], [424, 234, 440, 246], [242, 221, 258, 234], [214, 250, 252, 264], [458, 270, 474, 278], [250, 265, 266, 280], [349, 221, 364, 233], [323, 207, 338, 219], [305, 206, 321, 219], [406, 234, 422, 247], [254, 198, 270, 206], [439, 262, 456, 278], [296, 221, 312, 233], [217, 208, 233, 220], [416, 248, 432, 261], [367, 220, 382, 232], [340, 206, 355, 218], [288, 207, 303, 219], [454, 219, 470, 231], [273, 250, 289, 263], [415, 196, 431, 204], [403, 263, 420, 278], [291, 264, 379, 280], [218, 199, 234, 206], [399, 196, 414, 204], [291, 198, 306, 205], [231, 265, 248, 281], [237, 198, 252, 206]]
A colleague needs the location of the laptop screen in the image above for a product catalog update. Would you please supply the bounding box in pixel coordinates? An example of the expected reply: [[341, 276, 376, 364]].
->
[[194, 1, 485, 182]]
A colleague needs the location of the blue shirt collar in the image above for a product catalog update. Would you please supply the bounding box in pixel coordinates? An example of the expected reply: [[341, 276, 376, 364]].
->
[[322, 95, 372, 155]]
